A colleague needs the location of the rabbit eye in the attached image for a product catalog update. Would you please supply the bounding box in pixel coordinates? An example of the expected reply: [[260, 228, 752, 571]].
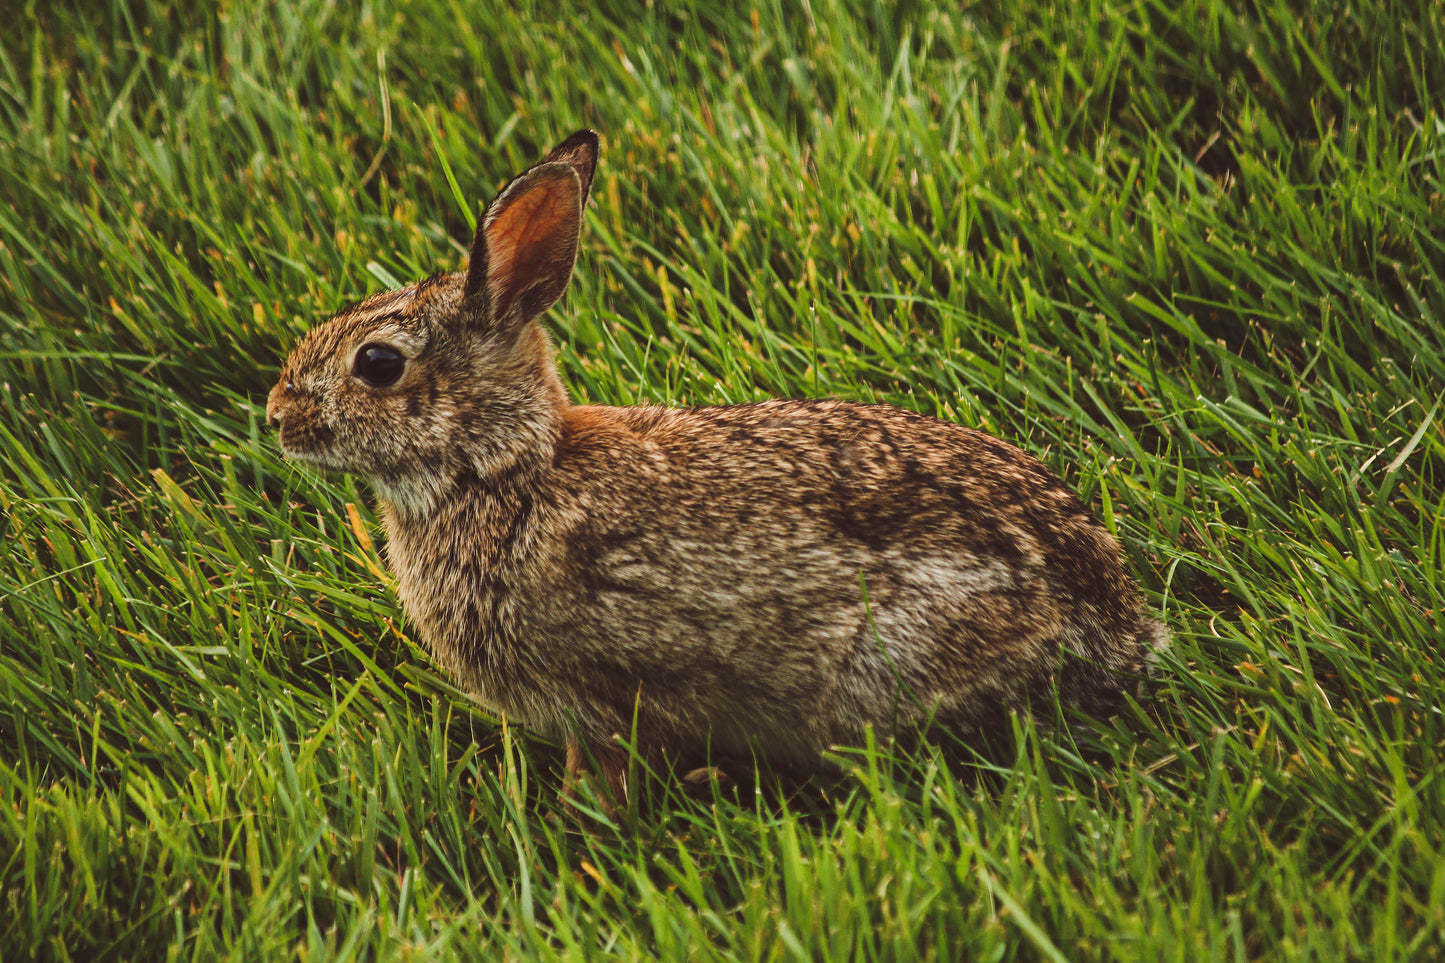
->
[[354, 343, 405, 388]]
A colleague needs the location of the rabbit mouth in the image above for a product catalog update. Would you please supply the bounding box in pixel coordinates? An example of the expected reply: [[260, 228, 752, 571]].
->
[[281, 447, 349, 473], [276, 424, 347, 469]]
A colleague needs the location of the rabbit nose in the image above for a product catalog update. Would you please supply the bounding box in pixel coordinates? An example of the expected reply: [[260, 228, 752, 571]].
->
[[266, 382, 295, 428]]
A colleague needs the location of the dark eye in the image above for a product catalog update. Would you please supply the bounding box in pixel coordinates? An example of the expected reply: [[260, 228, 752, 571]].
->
[[353, 343, 405, 388]]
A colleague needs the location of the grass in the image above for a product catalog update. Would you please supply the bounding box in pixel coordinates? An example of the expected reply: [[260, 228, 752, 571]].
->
[[2, 0, 1443, 957]]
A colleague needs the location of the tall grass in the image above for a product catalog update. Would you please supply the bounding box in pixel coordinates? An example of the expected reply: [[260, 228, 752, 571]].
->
[[2, 0, 1442, 958]]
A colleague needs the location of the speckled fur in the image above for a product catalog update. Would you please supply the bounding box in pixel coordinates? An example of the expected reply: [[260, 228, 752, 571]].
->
[[267, 130, 1168, 800]]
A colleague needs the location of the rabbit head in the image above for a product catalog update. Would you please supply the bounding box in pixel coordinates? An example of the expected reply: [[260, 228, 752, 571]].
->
[[266, 130, 599, 518]]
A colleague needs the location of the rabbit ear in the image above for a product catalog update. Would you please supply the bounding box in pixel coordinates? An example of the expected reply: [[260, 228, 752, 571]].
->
[[464, 130, 600, 331]]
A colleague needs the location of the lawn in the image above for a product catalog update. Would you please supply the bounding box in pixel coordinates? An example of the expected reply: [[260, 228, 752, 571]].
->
[[2, 0, 1443, 958]]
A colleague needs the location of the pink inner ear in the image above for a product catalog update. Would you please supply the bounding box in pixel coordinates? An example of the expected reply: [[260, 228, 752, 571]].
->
[[484, 166, 582, 324]]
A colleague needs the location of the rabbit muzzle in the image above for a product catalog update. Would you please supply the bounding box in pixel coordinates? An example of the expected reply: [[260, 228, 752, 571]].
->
[[267, 381, 338, 465]]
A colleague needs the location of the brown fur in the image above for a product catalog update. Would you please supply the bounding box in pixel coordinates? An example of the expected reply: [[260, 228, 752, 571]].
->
[[267, 130, 1168, 803]]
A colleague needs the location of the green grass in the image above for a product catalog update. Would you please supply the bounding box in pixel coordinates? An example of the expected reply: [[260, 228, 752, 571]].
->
[[2, 0, 1443, 958]]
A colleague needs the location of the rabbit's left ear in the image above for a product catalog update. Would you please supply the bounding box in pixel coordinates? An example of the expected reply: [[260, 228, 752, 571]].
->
[[464, 130, 600, 332]]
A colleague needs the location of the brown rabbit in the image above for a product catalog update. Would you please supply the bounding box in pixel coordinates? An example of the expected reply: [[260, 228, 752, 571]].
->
[[267, 130, 1167, 804]]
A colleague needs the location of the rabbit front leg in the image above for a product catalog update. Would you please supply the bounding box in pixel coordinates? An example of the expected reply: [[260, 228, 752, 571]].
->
[[563, 735, 629, 814]]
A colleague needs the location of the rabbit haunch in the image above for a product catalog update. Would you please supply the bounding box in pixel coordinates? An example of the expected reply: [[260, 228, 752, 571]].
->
[[268, 130, 1167, 802]]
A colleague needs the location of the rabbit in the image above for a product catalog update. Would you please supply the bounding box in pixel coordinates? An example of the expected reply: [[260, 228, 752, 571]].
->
[[267, 129, 1168, 805]]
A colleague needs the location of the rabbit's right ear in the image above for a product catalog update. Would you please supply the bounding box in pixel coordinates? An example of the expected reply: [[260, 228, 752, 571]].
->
[[464, 130, 600, 334]]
